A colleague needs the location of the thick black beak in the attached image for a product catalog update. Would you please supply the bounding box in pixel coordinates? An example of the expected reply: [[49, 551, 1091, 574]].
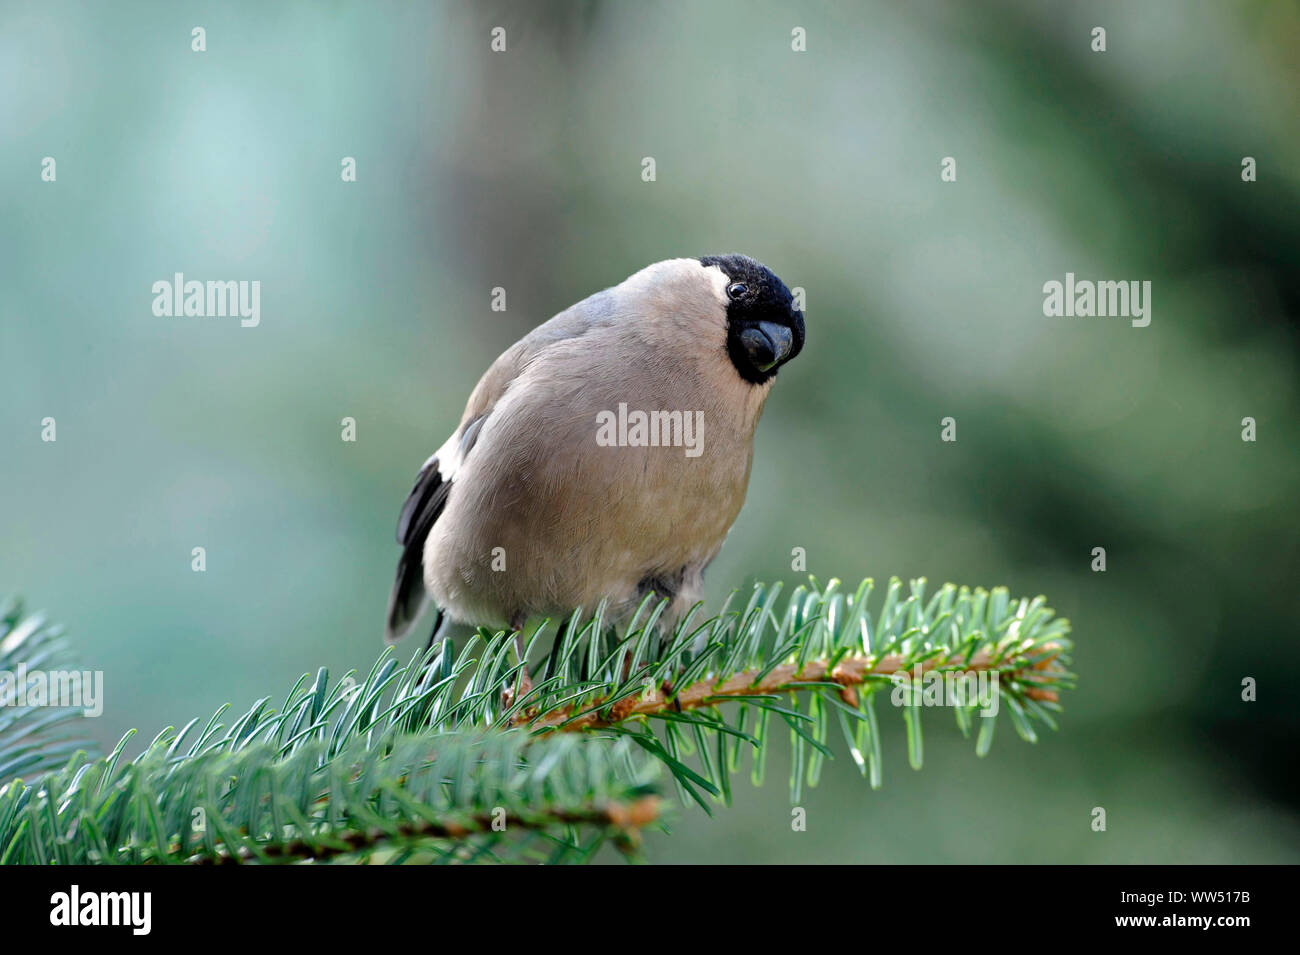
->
[[739, 321, 794, 372]]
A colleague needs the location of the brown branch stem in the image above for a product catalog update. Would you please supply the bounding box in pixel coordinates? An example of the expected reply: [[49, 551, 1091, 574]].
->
[[184, 796, 660, 865], [523, 643, 1064, 731]]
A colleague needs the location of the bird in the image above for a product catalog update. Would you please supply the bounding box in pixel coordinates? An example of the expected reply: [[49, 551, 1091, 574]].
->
[[385, 254, 805, 679]]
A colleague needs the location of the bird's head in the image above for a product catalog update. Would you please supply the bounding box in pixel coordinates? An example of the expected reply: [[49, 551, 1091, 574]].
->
[[699, 254, 805, 385]]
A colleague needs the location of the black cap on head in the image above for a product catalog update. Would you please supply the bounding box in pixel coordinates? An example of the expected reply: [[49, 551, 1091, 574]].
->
[[700, 254, 806, 385]]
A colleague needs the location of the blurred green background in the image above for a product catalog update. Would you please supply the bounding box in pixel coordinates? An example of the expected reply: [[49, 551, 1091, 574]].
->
[[3, 0, 1298, 863]]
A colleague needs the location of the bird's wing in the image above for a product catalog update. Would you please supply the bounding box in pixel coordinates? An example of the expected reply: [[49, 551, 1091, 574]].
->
[[384, 295, 614, 642]]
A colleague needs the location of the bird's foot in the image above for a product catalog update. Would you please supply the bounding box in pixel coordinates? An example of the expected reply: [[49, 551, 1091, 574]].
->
[[502, 622, 534, 716], [501, 668, 534, 714], [659, 678, 683, 712]]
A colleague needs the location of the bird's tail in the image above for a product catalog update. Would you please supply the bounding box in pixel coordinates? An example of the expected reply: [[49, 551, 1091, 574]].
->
[[385, 548, 430, 643], [386, 454, 451, 644]]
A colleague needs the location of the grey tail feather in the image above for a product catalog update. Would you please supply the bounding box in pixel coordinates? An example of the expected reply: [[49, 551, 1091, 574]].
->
[[424, 608, 447, 651], [385, 549, 430, 644], [389, 455, 451, 644]]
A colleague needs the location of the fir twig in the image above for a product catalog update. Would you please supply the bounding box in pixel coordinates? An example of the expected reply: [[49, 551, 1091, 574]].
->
[[189, 796, 661, 865], [1, 576, 1076, 864], [524, 643, 1067, 731]]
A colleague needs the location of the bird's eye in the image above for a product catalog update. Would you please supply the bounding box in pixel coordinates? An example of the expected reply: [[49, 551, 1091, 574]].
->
[[727, 283, 748, 299]]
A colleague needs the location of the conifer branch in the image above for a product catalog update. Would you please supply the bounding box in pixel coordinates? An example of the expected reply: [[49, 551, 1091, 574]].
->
[[524, 643, 1066, 731], [498, 576, 1073, 804], [1, 576, 1076, 863], [0, 599, 96, 780], [189, 796, 661, 865]]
